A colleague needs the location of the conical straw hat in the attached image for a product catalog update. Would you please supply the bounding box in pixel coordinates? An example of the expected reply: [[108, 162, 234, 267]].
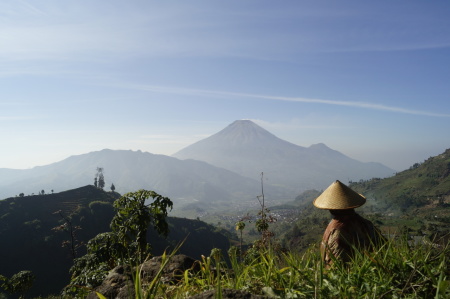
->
[[313, 180, 366, 210]]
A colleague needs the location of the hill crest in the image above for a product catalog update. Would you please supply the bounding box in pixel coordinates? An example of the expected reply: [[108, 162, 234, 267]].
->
[[0, 186, 231, 297]]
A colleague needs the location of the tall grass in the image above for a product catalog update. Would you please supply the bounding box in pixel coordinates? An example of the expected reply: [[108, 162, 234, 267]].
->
[[122, 235, 449, 299]]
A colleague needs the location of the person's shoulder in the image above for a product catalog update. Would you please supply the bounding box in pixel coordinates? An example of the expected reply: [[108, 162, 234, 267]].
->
[[350, 213, 375, 230], [354, 213, 372, 222]]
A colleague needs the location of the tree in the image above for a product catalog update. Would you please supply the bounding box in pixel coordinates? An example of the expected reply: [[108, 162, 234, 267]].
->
[[235, 220, 246, 261], [52, 210, 83, 259], [98, 172, 105, 190], [95, 167, 105, 190], [110, 183, 116, 192], [255, 172, 276, 247], [110, 190, 173, 264], [66, 189, 173, 293]]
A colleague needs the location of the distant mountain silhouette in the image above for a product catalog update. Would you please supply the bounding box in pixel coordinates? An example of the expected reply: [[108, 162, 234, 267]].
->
[[172, 120, 395, 193], [0, 120, 395, 201], [0, 150, 264, 202]]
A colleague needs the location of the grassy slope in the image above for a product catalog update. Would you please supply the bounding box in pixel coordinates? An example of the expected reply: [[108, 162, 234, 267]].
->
[[349, 148, 450, 213], [274, 148, 450, 252], [0, 186, 231, 297]]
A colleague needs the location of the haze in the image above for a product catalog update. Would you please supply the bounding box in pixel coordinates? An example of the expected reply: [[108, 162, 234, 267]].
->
[[1, 1, 449, 171]]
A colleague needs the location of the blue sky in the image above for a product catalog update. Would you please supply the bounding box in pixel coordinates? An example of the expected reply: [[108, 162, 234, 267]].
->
[[1, 1, 449, 171]]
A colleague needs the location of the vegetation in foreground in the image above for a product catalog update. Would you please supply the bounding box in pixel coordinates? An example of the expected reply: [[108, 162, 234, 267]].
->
[[63, 175, 449, 298], [66, 234, 449, 298]]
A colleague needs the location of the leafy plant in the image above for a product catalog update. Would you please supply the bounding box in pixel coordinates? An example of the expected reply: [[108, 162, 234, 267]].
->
[[110, 189, 173, 265], [66, 189, 173, 296], [0, 271, 35, 298], [255, 172, 276, 247]]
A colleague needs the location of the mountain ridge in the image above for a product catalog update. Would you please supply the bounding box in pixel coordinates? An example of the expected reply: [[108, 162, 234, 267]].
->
[[1, 120, 395, 200], [0, 149, 270, 202], [173, 120, 395, 192]]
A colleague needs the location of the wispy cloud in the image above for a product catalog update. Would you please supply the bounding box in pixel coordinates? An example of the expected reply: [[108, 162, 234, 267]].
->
[[121, 84, 450, 118], [17, 0, 46, 15], [249, 118, 353, 131], [0, 116, 40, 121], [136, 134, 210, 145], [2, 1, 449, 67]]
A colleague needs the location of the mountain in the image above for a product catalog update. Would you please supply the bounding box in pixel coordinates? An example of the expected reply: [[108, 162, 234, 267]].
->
[[172, 120, 395, 193], [0, 186, 231, 297], [0, 149, 265, 203], [0, 120, 395, 203]]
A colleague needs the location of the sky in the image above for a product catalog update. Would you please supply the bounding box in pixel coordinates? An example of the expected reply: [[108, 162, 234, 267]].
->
[[1, 1, 449, 171]]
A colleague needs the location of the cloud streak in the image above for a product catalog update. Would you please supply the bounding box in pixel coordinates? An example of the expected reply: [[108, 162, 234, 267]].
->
[[0, 116, 39, 121], [3, 1, 449, 65], [122, 84, 450, 118]]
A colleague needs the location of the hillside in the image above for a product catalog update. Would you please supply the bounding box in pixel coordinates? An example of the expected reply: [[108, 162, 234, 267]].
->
[[278, 148, 450, 251], [173, 120, 395, 193], [349, 148, 450, 213], [0, 186, 231, 297]]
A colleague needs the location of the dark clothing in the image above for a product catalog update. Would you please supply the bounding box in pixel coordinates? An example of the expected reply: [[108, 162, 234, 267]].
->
[[321, 211, 383, 266]]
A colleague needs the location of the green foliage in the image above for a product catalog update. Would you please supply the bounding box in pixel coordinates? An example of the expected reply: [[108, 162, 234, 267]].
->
[[67, 232, 127, 291], [252, 172, 277, 248], [277, 149, 450, 254], [66, 190, 173, 295], [135, 243, 185, 299], [69, 253, 111, 288], [235, 220, 245, 261], [0, 185, 119, 297], [0, 275, 7, 295], [123, 237, 450, 298], [1, 185, 230, 297], [110, 189, 173, 264], [0, 270, 35, 297], [349, 148, 450, 213]]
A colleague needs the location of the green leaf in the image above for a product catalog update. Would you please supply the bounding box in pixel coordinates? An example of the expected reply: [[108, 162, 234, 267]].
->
[[96, 291, 107, 299]]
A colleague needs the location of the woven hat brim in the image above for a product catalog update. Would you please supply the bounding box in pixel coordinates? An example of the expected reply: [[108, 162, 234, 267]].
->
[[313, 180, 366, 210]]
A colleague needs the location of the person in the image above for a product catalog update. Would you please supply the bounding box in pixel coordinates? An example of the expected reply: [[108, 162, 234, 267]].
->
[[313, 180, 384, 266]]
